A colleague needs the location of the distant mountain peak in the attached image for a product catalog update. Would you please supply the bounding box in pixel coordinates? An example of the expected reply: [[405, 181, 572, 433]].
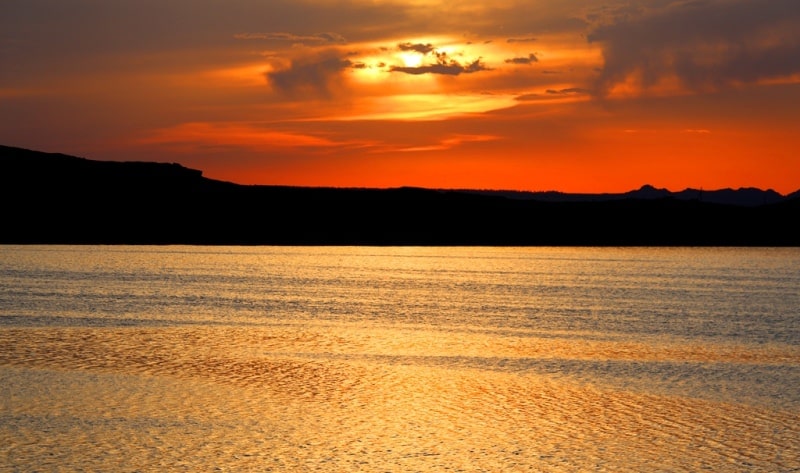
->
[[629, 184, 671, 198]]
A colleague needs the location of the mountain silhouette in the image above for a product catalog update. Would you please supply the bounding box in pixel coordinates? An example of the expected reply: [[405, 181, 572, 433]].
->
[[456, 183, 787, 207], [2, 144, 798, 246]]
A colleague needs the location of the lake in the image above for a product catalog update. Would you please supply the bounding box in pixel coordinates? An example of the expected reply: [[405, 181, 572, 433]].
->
[[1, 245, 798, 471]]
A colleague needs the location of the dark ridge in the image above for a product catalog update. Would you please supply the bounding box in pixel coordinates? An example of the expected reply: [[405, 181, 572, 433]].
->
[[457, 184, 787, 207], [1, 145, 798, 246]]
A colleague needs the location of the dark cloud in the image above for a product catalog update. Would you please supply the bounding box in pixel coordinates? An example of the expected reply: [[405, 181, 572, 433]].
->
[[507, 37, 537, 43], [398, 42, 435, 54], [390, 60, 488, 76], [588, 0, 800, 95], [390, 51, 489, 76], [266, 52, 352, 97], [505, 54, 538, 65]]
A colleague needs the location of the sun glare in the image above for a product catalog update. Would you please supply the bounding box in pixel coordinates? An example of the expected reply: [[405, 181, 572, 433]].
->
[[351, 63, 386, 83], [399, 52, 424, 68]]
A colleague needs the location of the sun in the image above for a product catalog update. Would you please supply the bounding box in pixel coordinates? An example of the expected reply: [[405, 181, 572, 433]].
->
[[398, 52, 424, 68]]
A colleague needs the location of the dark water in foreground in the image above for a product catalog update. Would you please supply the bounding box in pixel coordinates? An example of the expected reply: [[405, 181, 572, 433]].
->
[[1, 246, 798, 471]]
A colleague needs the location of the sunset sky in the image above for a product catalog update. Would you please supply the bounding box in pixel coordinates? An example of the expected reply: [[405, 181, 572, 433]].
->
[[2, 0, 799, 194]]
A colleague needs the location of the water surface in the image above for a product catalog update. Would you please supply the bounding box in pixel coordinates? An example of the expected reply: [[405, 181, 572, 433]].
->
[[1, 246, 798, 471]]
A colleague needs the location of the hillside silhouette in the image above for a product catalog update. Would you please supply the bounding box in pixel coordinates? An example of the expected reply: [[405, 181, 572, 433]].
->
[[2, 145, 798, 246]]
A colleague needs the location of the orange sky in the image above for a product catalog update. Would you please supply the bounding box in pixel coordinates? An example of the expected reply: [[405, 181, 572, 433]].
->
[[2, 0, 799, 194]]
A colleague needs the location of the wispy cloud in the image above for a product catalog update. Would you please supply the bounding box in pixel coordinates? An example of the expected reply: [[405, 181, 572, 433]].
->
[[546, 87, 589, 95], [234, 32, 347, 44], [682, 129, 711, 134], [396, 134, 500, 152], [318, 94, 518, 121], [139, 122, 346, 150], [516, 88, 590, 102]]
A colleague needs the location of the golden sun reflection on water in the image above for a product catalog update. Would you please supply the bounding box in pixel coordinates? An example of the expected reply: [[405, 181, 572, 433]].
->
[[2, 324, 798, 472]]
